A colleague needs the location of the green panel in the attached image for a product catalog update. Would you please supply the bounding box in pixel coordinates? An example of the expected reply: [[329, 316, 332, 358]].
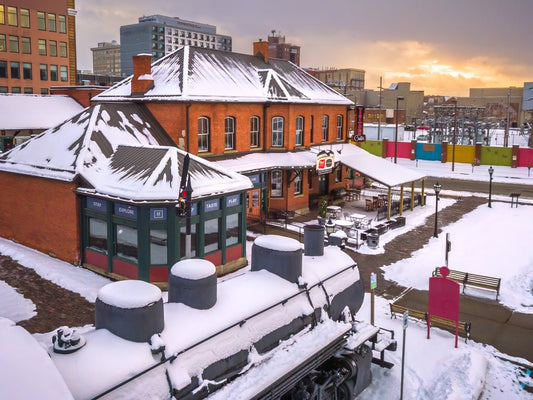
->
[[137, 207, 150, 282], [480, 147, 513, 166], [360, 140, 382, 157]]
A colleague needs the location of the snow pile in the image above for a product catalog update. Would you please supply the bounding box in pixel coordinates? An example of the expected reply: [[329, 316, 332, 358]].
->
[[0, 280, 36, 322], [97, 280, 162, 308], [171, 259, 216, 280]]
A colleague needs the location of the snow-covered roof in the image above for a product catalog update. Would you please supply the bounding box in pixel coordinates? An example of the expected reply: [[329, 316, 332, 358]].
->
[[0, 103, 252, 201], [215, 143, 426, 187], [93, 46, 353, 105], [0, 94, 84, 130]]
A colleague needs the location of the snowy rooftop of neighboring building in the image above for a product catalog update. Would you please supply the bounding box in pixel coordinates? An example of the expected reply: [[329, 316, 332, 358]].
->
[[0, 94, 84, 130], [93, 46, 353, 105], [215, 143, 425, 187], [0, 103, 251, 201]]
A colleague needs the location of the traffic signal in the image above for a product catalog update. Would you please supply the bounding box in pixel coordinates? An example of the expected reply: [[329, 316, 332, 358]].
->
[[177, 190, 187, 216]]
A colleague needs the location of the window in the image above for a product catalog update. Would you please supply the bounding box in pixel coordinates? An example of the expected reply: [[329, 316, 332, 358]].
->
[[198, 117, 210, 152], [60, 65, 68, 81], [0, 6, 4, 24], [10, 61, 19, 79], [58, 15, 66, 33], [272, 116, 284, 147], [59, 42, 67, 57], [50, 65, 58, 81], [49, 40, 57, 56], [336, 115, 344, 140], [116, 224, 138, 263], [21, 37, 30, 54], [322, 115, 329, 141], [294, 170, 303, 195], [250, 116, 260, 148], [224, 116, 235, 150], [9, 36, 18, 53], [40, 64, 48, 80], [37, 12, 45, 30], [20, 8, 29, 28], [295, 116, 304, 146], [150, 229, 167, 265], [88, 218, 107, 251], [48, 13, 56, 32], [11, 86, 20, 93], [7, 6, 17, 26], [180, 224, 197, 258], [271, 169, 283, 198], [22, 62, 31, 79], [226, 214, 239, 247], [204, 218, 220, 253], [38, 39, 46, 55], [0, 61, 6, 78], [41, 88, 48, 94], [0, 34, 5, 52], [23, 87, 32, 94], [0, 87, 7, 93], [336, 167, 342, 183]]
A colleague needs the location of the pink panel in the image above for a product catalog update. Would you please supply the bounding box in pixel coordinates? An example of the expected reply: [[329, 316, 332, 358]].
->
[[518, 148, 533, 167], [428, 275, 460, 321], [386, 141, 411, 160]]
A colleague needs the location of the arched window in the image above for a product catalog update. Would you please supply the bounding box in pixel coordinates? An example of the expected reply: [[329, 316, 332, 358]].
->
[[336, 115, 343, 140], [224, 116, 235, 150], [271, 169, 283, 197], [250, 116, 260, 148], [294, 170, 303, 195], [295, 116, 304, 146], [272, 116, 284, 147], [321, 115, 329, 142], [198, 116, 210, 152]]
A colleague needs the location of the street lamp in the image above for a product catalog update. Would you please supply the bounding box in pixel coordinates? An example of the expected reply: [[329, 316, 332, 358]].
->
[[394, 96, 405, 164], [325, 217, 335, 236], [452, 99, 458, 171], [433, 182, 441, 238], [488, 166, 494, 208]]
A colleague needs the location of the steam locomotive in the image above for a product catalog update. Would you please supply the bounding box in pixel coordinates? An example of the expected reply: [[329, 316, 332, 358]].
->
[[47, 225, 396, 399]]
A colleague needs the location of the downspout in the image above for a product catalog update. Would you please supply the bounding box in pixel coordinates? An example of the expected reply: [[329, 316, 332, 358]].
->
[[186, 103, 192, 153], [263, 102, 270, 151]]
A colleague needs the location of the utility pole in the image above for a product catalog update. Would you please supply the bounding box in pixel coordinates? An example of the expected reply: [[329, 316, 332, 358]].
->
[[452, 100, 457, 171], [504, 87, 510, 147], [378, 76, 383, 140]]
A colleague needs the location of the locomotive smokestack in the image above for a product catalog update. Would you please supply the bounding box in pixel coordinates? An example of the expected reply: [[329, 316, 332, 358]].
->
[[303, 224, 324, 256]]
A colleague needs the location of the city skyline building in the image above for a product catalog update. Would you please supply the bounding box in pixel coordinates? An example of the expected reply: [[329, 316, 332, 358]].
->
[[120, 14, 232, 76], [91, 40, 120, 76], [0, 0, 77, 94]]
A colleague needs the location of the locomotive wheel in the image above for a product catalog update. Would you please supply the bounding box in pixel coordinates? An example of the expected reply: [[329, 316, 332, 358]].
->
[[336, 381, 354, 400]]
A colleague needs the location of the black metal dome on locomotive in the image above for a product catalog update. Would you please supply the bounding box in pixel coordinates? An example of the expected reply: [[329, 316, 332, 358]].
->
[[169, 259, 217, 309], [251, 235, 302, 283]]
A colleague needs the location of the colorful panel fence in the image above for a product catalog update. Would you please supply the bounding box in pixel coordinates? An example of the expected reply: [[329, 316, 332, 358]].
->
[[416, 143, 442, 161], [480, 147, 513, 166], [446, 145, 476, 164]]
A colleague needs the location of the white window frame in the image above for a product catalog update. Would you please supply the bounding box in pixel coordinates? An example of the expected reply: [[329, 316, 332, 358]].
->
[[336, 114, 343, 140], [322, 115, 329, 142], [250, 116, 260, 148], [198, 116, 210, 152], [272, 116, 284, 147], [295, 116, 304, 146], [225, 116, 235, 150], [271, 169, 283, 198]]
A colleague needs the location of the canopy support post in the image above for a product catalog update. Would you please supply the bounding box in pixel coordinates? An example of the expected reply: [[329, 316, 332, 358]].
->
[[387, 186, 392, 220], [410, 182, 415, 211], [399, 185, 404, 216]]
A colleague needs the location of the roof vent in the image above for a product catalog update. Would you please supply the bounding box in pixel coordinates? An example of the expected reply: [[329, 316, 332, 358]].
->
[[95, 280, 164, 342], [251, 235, 302, 283], [169, 259, 217, 309]]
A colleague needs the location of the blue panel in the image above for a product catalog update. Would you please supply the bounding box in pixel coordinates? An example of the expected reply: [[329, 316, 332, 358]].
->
[[114, 203, 138, 219], [204, 199, 220, 212], [87, 197, 107, 212], [150, 208, 167, 221], [416, 143, 442, 161], [226, 194, 240, 207]]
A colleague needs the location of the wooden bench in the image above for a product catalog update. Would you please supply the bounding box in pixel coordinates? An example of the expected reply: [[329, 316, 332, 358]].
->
[[390, 303, 471, 343], [432, 267, 501, 300]]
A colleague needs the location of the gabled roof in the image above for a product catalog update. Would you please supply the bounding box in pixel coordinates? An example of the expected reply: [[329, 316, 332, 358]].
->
[[0, 94, 84, 130], [0, 103, 252, 201], [93, 46, 352, 105]]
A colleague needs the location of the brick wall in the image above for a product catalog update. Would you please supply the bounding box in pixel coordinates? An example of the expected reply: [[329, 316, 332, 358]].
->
[[0, 171, 80, 264]]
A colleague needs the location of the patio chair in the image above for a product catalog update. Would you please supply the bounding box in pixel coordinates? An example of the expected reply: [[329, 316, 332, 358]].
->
[[365, 199, 374, 211]]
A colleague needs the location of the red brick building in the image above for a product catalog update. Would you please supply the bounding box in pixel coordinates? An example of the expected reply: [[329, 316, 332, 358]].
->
[[0, 0, 77, 94]]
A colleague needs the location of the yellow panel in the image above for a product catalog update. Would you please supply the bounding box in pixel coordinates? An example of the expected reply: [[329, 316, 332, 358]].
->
[[446, 145, 475, 164]]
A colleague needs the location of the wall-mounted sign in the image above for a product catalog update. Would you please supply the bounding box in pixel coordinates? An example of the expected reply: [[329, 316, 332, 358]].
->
[[354, 105, 365, 142], [150, 208, 167, 221], [226, 194, 240, 207], [249, 174, 260, 184], [114, 203, 138, 219], [87, 197, 107, 212], [316, 150, 335, 175], [204, 199, 220, 212]]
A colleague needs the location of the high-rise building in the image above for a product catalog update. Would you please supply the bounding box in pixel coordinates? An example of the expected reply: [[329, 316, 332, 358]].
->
[[91, 40, 121, 76], [120, 15, 232, 76], [254, 31, 300, 66], [0, 0, 77, 94]]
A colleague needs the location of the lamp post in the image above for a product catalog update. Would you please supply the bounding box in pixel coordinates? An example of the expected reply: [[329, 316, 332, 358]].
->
[[325, 217, 335, 236], [433, 182, 441, 238], [452, 99, 457, 172], [394, 96, 404, 164], [488, 166, 494, 208]]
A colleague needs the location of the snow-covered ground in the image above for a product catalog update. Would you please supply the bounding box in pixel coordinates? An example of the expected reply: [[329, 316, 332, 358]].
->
[[1, 159, 532, 399]]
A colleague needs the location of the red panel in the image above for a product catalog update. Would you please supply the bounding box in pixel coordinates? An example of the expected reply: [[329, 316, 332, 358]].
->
[[204, 251, 222, 266], [85, 249, 108, 271], [150, 267, 169, 283], [112, 258, 138, 279], [226, 244, 242, 263], [428, 276, 460, 321], [518, 148, 533, 167], [387, 141, 412, 159]]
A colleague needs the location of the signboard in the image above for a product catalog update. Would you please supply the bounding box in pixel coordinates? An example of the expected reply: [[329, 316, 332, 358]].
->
[[370, 272, 377, 290], [403, 310, 409, 330], [354, 105, 365, 141], [114, 203, 137, 219], [226, 194, 240, 207], [150, 208, 167, 221], [87, 197, 107, 212], [316, 150, 335, 175], [204, 198, 220, 212], [248, 174, 260, 184]]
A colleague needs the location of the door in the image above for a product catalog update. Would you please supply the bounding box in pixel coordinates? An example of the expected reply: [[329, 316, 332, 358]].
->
[[247, 189, 261, 220], [318, 174, 329, 196]]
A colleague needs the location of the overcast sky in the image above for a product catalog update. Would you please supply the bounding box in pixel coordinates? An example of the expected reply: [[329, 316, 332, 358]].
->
[[75, 0, 532, 96]]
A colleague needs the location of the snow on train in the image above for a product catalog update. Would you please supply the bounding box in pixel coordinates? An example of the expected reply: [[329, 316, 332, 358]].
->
[[45, 225, 396, 399]]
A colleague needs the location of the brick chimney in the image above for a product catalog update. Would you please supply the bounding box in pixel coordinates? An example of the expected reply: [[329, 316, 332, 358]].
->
[[253, 39, 269, 63], [131, 54, 154, 95]]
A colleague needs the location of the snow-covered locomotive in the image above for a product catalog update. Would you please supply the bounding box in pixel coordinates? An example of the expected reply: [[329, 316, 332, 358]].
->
[[47, 225, 396, 399]]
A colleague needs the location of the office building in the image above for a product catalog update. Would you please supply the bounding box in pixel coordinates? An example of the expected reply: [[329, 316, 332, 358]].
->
[[91, 40, 121, 76], [120, 15, 232, 75], [0, 0, 77, 94]]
